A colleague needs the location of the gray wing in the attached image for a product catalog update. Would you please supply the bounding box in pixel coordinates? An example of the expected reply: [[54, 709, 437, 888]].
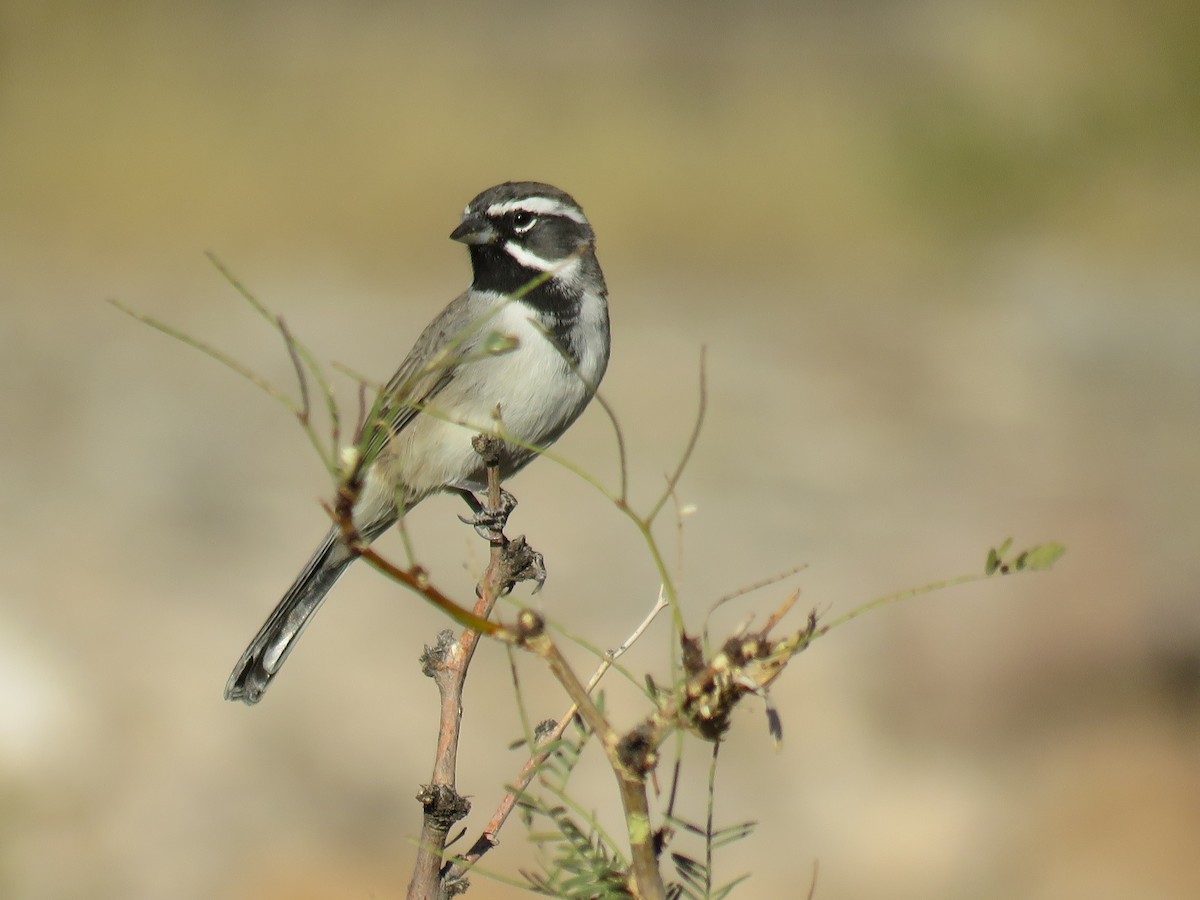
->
[[356, 289, 498, 469]]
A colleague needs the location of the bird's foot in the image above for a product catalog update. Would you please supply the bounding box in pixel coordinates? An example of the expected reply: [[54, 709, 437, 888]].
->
[[476, 534, 547, 597], [458, 488, 518, 542], [502, 535, 547, 593]]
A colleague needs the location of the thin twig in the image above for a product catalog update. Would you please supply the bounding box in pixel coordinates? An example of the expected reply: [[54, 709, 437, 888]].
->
[[204, 251, 274, 322], [108, 298, 300, 416], [355, 380, 369, 448], [646, 348, 707, 524], [607, 588, 670, 661], [515, 616, 665, 898], [325, 446, 501, 638], [592, 389, 630, 503], [670, 488, 694, 603], [408, 452, 511, 900], [205, 252, 341, 470], [350, 539, 501, 636], [702, 563, 809, 649], [447, 589, 670, 878], [815, 572, 990, 637], [278, 316, 311, 427]]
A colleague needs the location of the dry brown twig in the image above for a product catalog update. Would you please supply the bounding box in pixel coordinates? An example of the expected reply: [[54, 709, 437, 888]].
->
[[444, 585, 672, 888], [328, 430, 814, 900], [405, 434, 542, 899], [443, 587, 670, 887], [116, 261, 1066, 900]]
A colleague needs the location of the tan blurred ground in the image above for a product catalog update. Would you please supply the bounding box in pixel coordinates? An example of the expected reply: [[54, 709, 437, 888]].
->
[[2, 1, 1198, 898]]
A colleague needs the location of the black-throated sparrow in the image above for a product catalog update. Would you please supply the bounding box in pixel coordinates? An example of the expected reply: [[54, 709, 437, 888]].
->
[[225, 182, 610, 705]]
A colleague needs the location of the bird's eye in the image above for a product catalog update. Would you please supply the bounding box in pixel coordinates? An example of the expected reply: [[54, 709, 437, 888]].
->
[[511, 211, 537, 233]]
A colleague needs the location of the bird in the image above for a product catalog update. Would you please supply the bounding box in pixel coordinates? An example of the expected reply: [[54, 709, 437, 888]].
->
[[224, 181, 610, 705]]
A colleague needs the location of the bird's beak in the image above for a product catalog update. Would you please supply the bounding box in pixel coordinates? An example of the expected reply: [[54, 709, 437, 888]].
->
[[450, 215, 498, 245]]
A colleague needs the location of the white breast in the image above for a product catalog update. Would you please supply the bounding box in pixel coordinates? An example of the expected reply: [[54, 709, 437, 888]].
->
[[374, 291, 607, 502]]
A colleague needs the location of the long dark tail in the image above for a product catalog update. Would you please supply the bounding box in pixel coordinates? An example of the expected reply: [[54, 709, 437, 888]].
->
[[224, 528, 357, 705]]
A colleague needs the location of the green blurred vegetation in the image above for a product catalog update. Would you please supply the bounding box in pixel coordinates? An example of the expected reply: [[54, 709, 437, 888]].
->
[[1, 0, 1196, 276]]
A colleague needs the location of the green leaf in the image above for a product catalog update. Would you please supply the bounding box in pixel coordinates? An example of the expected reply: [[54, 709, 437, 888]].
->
[[710, 820, 756, 849], [712, 873, 752, 900], [985, 546, 1000, 576], [1022, 542, 1066, 571]]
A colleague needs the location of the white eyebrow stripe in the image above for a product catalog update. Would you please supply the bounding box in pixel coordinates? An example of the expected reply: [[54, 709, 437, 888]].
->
[[486, 196, 588, 225]]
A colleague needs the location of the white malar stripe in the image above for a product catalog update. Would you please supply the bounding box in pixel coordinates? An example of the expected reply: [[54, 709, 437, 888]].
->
[[503, 241, 583, 284], [486, 196, 588, 225]]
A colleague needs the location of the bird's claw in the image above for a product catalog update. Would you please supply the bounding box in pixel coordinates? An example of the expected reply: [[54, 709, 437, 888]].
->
[[506, 536, 547, 593], [458, 488, 518, 542]]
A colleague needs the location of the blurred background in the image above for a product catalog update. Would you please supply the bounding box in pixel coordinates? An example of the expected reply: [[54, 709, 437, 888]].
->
[[2, 1, 1198, 897]]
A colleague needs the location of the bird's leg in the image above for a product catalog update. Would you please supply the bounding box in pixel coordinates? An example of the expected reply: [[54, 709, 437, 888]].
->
[[455, 487, 518, 542], [460, 434, 547, 594], [463, 516, 546, 597]]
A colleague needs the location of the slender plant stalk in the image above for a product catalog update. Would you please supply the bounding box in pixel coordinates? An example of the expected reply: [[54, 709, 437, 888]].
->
[[116, 261, 1066, 899], [445, 590, 670, 883], [519, 619, 667, 899], [406, 455, 510, 900]]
